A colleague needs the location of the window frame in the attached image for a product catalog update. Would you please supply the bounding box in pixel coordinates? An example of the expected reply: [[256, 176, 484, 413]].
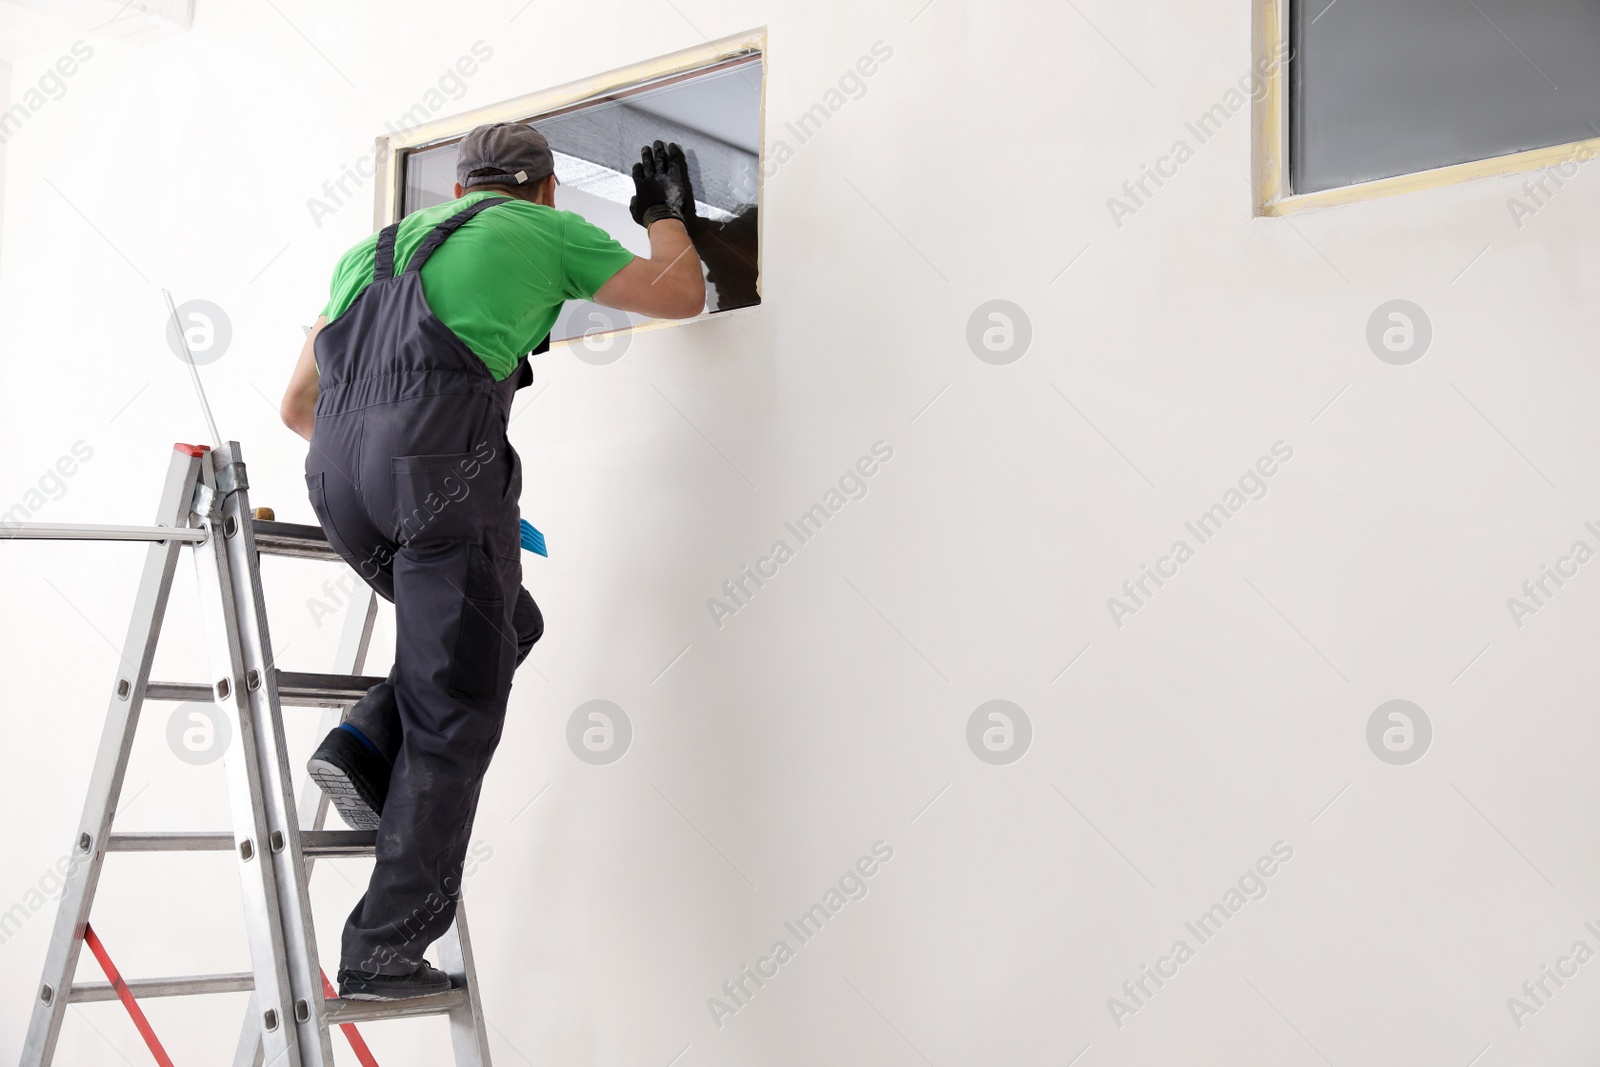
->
[[1251, 0, 1600, 215], [372, 28, 767, 343]]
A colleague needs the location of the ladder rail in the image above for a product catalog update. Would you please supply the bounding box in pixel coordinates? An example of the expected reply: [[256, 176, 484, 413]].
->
[[436, 902, 494, 1061], [19, 447, 206, 1065], [192, 443, 331, 1066], [234, 586, 380, 1067]]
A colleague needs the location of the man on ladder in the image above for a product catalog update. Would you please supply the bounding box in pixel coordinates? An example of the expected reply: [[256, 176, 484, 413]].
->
[[279, 123, 705, 999]]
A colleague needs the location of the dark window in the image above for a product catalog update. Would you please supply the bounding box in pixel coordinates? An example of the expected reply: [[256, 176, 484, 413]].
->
[[1291, 0, 1600, 193]]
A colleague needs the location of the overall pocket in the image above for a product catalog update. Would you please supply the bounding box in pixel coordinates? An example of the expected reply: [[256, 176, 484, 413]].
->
[[305, 472, 357, 563], [448, 545, 506, 700], [391, 450, 491, 545], [501, 441, 522, 503]]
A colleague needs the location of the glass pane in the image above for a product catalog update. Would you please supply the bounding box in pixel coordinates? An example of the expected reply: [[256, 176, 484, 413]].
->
[[1291, 0, 1600, 193], [400, 57, 763, 347]]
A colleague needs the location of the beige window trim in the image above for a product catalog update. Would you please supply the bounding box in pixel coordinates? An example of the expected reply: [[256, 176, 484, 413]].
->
[[1252, 0, 1600, 216]]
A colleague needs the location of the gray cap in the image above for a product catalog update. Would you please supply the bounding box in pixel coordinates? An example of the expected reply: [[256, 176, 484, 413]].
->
[[456, 122, 555, 189]]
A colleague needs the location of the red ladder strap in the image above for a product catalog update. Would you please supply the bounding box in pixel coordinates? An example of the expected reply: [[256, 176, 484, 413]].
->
[[79, 924, 381, 1067], [321, 969, 381, 1067], [82, 923, 175, 1067]]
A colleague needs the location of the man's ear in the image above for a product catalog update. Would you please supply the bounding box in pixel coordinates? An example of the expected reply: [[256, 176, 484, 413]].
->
[[453, 182, 465, 198]]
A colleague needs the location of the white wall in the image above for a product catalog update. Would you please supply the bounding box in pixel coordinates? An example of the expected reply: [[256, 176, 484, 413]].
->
[[0, 58, 9, 286], [2, 1, 1598, 1064]]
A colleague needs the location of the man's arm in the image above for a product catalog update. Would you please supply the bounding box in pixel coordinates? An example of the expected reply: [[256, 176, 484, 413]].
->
[[282, 316, 327, 442], [592, 218, 705, 320], [592, 141, 705, 321]]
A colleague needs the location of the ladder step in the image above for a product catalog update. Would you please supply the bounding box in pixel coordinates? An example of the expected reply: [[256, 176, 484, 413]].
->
[[323, 988, 469, 1025], [251, 519, 343, 562], [69, 973, 469, 1018], [145, 670, 383, 707], [303, 829, 377, 857], [107, 830, 376, 856], [108, 832, 233, 852], [69, 971, 255, 1003]]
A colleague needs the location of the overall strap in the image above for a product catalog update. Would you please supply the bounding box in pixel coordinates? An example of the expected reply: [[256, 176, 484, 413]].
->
[[374, 223, 399, 282], [404, 196, 512, 274], [507, 330, 550, 391]]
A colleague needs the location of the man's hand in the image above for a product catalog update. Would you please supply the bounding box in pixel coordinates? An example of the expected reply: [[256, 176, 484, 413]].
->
[[657, 141, 701, 231], [628, 140, 698, 230], [628, 143, 671, 227]]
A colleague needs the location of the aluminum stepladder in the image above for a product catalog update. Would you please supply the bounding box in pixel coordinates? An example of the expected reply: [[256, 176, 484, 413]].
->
[[10, 441, 493, 1066]]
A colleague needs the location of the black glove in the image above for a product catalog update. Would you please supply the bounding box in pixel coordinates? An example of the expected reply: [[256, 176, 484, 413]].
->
[[629, 140, 698, 229], [628, 147, 670, 228], [658, 141, 701, 230]]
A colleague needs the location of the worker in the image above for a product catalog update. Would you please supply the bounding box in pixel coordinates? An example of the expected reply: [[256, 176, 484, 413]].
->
[[279, 123, 706, 1000]]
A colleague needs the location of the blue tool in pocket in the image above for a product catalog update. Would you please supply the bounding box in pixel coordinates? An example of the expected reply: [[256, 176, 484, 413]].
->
[[519, 519, 547, 557]]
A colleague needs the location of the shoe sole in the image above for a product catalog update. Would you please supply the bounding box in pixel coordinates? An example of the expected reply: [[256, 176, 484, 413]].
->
[[336, 988, 453, 1001], [307, 756, 382, 831]]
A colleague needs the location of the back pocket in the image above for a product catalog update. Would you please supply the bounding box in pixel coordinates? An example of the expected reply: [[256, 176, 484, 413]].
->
[[391, 451, 485, 545]]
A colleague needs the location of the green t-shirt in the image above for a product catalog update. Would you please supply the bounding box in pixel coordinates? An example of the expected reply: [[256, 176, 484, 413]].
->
[[320, 191, 636, 381]]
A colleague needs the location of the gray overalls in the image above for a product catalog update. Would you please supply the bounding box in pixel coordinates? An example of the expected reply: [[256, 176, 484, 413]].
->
[[306, 195, 543, 975]]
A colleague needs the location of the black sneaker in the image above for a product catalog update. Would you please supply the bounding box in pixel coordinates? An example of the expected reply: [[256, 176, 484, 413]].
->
[[336, 960, 453, 1000], [306, 727, 390, 831]]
